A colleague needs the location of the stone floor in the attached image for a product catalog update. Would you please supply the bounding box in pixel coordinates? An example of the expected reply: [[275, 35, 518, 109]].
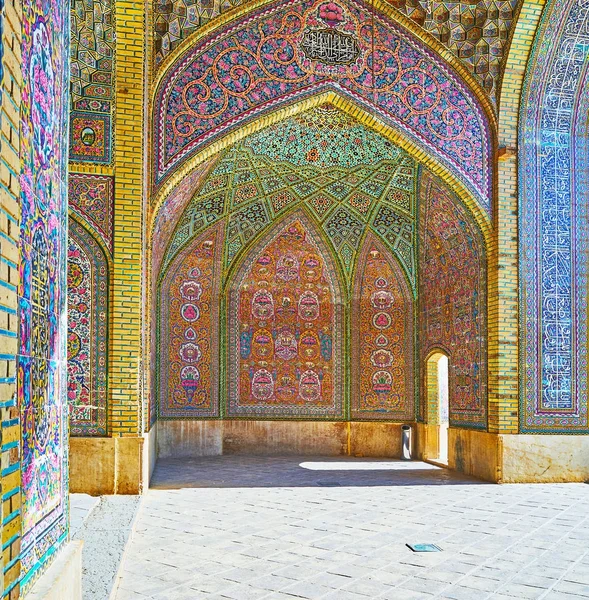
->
[[73, 495, 140, 600], [112, 456, 589, 600]]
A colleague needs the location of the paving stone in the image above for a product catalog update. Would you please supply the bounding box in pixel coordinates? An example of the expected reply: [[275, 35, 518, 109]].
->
[[111, 457, 589, 600]]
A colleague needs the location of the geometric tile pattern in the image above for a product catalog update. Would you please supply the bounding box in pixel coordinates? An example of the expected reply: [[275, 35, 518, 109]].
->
[[70, 0, 115, 163], [162, 106, 418, 285], [154, 0, 253, 67], [519, 0, 589, 432], [387, 0, 520, 102], [154, 0, 492, 208]]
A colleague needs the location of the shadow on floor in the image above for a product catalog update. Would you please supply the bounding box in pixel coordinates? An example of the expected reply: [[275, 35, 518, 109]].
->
[[150, 455, 487, 489]]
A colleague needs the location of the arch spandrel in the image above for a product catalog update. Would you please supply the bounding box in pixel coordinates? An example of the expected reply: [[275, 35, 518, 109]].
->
[[351, 233, 415, 421], [226, 210, 345, 419], [153, 0, 495, 213]]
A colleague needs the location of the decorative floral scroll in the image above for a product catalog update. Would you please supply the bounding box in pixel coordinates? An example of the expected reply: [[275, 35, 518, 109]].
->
[[419, 172, 487, 428], [67, 220, 108, 436], [159, 223, 223, 417], [154, 0, 491, 210], [352, 235, 414, 420], [227, 214, 344, 418]]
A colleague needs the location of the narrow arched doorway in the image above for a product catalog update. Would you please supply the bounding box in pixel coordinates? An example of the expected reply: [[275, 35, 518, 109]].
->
[[425, 351, 450, 464]]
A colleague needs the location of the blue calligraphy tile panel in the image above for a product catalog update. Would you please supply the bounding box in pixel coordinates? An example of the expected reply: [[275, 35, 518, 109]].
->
[[519, 0, 589, 432]]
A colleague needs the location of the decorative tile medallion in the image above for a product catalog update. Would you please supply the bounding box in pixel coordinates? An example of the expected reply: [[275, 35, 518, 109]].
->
[[70, 111, 111, 163]]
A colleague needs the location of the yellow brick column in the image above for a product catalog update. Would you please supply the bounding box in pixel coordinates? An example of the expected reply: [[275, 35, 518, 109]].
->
[[110, 0, 146, 489], [488, 0, 546, 433], [0, 0, 23, 595]]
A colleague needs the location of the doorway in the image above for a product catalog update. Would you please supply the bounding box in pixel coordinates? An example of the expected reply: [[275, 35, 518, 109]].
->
[[437, 355, 449, 464]]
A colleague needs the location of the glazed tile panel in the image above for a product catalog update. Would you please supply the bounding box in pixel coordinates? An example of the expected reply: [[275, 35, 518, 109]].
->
[[155, 0, 492, 210], [68, 173, 114, 253], [153, 0, 519, 105], [70, 0, 115, 163], [519, 0, 589, 432], [19, 0, 70, 588], [159, 224, 224, 418], [352, 235, 414, 421], [162, 106, 417, 285], [67, 220, 109, 436], [419, 173, 487, 429], [228, 215, 344, 418]]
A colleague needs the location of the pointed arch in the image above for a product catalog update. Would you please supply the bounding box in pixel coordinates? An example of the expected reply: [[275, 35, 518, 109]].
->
[[351, 233, 415, 421], [158, 221, 225, 418], [519, 0, 589, 433], [67, 218, 110, 436], [226, 210, 345, 418], [419, 171, 488, 429], [152, 0, 495, 215]]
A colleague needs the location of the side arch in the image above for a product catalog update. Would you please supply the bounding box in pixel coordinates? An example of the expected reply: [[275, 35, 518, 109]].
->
[[419, 171, 488, 429], [157, 221, 225, 419], [152, 0, 495, 212], [351, 233, 415, 421], [67, 218, 110, 436], [226, 210, 345, 418]]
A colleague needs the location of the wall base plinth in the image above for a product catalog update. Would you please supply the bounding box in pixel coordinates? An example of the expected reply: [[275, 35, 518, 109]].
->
[[26, 541, 83, 600], [156, 420, 414, 458], [70, 437, 145, 495], [448, 429, 589, 483], [500, 434, 589, 483], [415, 423, 440, 462]]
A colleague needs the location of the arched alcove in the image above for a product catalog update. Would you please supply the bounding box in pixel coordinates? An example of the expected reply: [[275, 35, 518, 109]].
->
[[226, 210, 345, 419], [67, 219, 110, 436], [351, 233, 414, 421]]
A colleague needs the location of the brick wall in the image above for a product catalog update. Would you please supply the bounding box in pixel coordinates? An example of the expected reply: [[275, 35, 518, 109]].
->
[[488, 0, 546, 433], [110, 0, 146, 436]]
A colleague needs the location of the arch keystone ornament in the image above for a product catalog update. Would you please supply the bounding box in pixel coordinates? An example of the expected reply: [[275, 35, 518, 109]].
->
[[153, 0, 494, 212]]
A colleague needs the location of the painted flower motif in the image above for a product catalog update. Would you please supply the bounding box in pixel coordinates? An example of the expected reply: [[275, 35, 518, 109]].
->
[[179, 342, 202, 364], [319, 2, 344, 26], [29, 18, 56, 171]]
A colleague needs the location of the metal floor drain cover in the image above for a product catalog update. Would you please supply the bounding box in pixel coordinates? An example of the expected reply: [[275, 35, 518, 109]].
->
[[406, 543, 442, 552], [317, 481, 341, 487]]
